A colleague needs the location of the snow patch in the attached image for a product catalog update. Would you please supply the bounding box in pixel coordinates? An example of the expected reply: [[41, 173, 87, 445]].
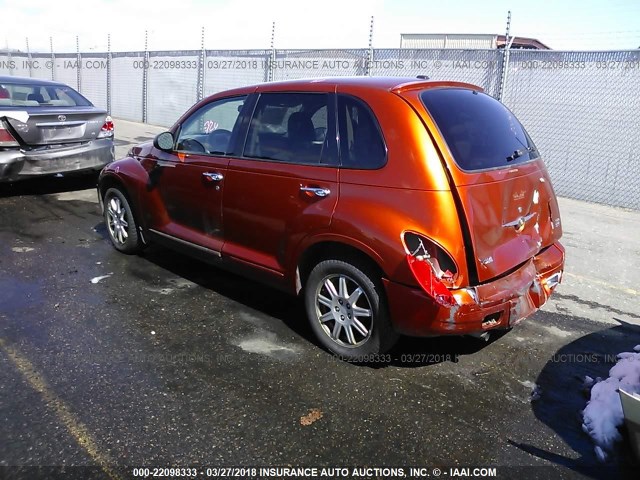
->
[[540, 324, 573, 338], [54, 190, 99, 203], [12, 246, 34, 253], [519, 380, 542, 401], [145, 277, 197, 295], [90, 273, 113, 284], [582, 346, 640, 461], [146, 287, 175, 295], [235, 331, 299, 359], [168, 278, 196, 288]]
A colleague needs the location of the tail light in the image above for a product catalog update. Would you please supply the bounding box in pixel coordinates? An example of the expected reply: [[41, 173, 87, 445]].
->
[[0, 120, 19, 147], [402, 231, 458, 308], [97, 115, 114, 138]]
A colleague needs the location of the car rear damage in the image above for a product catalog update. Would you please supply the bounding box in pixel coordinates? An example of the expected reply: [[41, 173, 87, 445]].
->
[[0, 77, 114, 182], [0, 111, 114, 181], [384, 80, 565, 337], [386, 242, 564, 337]]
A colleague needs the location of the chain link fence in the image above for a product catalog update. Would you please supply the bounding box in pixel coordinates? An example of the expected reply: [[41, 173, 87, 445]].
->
[[1, 47, 639, 210], [502, 49, 640, 211]]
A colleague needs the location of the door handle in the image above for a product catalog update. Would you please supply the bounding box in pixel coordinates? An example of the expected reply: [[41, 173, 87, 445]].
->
[[300, 186, 331, 198], [202, 172, 224, 182]]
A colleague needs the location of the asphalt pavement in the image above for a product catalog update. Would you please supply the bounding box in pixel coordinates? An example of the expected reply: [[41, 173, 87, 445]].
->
[[1, 119, 639, 479]]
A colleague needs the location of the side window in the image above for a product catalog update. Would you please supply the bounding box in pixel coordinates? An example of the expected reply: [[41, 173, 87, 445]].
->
[[176, 96, 246, 155], [243, 92, 331, 165], [338, 95, 386, 169]]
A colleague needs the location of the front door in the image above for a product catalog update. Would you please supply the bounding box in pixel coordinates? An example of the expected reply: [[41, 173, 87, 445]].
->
[[144, 95, 248, 253]]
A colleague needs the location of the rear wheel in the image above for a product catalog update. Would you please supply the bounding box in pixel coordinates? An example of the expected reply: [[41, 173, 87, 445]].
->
[[304, 259, 398, 360], [103, 187, 142, 254]]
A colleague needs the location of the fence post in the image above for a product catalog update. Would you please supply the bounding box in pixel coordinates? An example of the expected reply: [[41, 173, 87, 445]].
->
[[497, 10, 512, 101], [268, 21, 276, 82], [142, 30, 149, 123], [107, 34, 112, 115], [365, 16, 374, 76], [26, 37, 33, 77], [6, 44, 13, 76], [76, 36, 82, 93], [197, 26, 205, 102], [50, 36, 55, 81]]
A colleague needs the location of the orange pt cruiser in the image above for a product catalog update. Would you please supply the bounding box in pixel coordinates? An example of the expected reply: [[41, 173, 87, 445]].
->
[[98, 77, 564, 360]]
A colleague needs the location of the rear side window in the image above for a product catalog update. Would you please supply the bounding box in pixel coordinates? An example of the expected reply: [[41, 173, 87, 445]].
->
[[0, 83, 92, 107], [420, 88, 539, 171], [243, 92, 333, 165], [338, 95, 386, 169]]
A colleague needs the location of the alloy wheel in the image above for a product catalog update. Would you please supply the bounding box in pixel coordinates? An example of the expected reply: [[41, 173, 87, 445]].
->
[[106, 195, 129, 246], [314, 274, 374, 347]]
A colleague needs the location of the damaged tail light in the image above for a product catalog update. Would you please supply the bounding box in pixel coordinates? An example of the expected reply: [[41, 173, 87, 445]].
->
[[0, 120, 19, 147], [403, 231, 458, 308], [97, 116, 114, 138]]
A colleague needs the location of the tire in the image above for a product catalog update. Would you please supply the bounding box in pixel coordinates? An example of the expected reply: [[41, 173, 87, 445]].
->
[[304, 259, 399, 360], [103, 187, 142, 254]]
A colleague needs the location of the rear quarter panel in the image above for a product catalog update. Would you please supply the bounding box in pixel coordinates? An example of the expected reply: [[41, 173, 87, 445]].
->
[[329, 187, 469, 287], [327, 86, 469, 287]]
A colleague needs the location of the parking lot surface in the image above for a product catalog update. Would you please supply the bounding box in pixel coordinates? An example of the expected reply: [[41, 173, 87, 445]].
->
[[1, 120, 639, 479]]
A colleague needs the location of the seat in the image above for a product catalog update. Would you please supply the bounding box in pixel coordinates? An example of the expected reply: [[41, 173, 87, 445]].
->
[[0, 87, 9, 99], [287, 112, 317, 163], [27, 93, 45, 103], [288, 112, 315, 143]]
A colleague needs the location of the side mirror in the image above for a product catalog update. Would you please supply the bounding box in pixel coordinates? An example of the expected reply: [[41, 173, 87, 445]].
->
[[153, 131, 175, 151]]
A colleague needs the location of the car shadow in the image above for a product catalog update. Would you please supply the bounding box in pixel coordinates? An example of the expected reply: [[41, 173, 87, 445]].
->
[[93, 231, 499, 369], [509, 317, 640, 479], [0, 172, 99, 198]]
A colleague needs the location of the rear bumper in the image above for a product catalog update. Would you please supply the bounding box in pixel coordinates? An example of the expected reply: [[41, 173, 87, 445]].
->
[[0, 139, 114, 182], [385, 242, 565, 336]]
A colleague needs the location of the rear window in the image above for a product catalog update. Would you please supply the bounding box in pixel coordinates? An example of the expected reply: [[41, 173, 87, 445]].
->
[[0, 82, 92, 108], [420, 88, 539, 171]]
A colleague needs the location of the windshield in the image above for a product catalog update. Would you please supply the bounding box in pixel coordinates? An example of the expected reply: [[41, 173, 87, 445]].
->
[[420, 88, 539, 171], [0, 82, 93, 108]]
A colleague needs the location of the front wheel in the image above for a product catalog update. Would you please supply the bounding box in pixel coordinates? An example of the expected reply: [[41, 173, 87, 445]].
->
[[103, 187, 142, 254], [304, 259, 398, 360]]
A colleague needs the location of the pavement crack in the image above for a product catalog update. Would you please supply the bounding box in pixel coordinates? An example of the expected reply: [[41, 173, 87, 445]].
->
[[553, 292, 640, 320]]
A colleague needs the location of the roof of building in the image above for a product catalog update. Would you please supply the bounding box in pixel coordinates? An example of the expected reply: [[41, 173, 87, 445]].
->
[[400, 33, 551, 50]]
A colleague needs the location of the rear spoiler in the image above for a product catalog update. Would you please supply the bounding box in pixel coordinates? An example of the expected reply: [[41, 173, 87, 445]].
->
[[391, 81, 484, 95]]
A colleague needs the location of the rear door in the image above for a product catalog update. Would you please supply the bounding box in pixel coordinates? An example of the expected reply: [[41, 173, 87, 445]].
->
[[0, 82, 108, 145], [400, 87, 562, 283], [222, 91, 338, 275]]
